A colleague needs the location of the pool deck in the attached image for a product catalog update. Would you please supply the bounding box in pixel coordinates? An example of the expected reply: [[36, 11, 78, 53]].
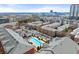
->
[[30, 37, 45, 47]]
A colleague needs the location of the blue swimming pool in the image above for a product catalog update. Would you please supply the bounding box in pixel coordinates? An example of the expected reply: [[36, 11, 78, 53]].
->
[[31, 37, 43, 47]]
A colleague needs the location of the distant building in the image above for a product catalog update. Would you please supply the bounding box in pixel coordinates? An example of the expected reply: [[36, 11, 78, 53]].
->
[[0, 18, 9, 24], [50, 10, 53, 13], [70, 4, 79, 19], [27, 21, 43, 30], [56, 24, 70, 37], [39, 22, 61, 37]]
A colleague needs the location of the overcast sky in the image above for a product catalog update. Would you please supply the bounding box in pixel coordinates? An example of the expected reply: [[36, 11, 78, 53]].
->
[[0, 4, 71, 13]]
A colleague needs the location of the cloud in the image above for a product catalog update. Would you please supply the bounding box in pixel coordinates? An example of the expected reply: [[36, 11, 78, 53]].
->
[[0, 8, 17, 12], [0, 5, 70, 12], [27, 6, 70, 12]]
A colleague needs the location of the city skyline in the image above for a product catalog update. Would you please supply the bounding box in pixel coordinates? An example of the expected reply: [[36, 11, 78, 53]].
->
[[0, 4, 70, 13]]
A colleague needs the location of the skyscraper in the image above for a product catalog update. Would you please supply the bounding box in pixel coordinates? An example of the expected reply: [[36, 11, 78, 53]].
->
[[70, 4, 79, 19]]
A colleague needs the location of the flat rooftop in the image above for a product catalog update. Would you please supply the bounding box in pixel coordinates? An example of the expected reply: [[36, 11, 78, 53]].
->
[[0, 28, 34, 54]]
